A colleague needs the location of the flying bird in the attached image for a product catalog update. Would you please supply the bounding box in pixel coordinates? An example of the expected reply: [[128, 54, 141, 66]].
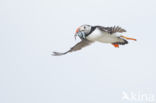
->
[[52, 24, 136, 56]]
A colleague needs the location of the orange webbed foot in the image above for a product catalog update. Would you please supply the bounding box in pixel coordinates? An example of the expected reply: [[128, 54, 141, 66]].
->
[[112, 44, 119, 48], [121, 36, 137, 41]]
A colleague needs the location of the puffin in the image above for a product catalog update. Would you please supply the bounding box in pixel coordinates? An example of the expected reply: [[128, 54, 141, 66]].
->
[[52, 24, 136, 56]]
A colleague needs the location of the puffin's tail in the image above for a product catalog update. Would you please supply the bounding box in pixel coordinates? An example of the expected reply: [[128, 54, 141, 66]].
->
[[113, 37, 128, 45], [112, 36, 136, 48]]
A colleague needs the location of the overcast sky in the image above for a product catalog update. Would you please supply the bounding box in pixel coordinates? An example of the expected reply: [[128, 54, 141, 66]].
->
[[0, 0, 156, 103]]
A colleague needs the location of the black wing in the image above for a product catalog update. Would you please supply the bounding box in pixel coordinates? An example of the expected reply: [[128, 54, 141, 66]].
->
[[52, 40, 93, 56], [96, 26, 126, 34]]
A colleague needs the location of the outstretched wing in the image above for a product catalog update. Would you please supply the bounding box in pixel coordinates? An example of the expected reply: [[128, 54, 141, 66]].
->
[[96, 26, 126, 34], [52, 40, 93, 56]]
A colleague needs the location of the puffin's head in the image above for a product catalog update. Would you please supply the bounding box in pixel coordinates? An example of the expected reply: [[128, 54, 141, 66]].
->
[[75, 24, 92, 34], [74, 24, 92, 40]]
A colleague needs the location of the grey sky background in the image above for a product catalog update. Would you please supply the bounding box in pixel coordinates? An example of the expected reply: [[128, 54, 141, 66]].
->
[[0, 0, 156, 103]]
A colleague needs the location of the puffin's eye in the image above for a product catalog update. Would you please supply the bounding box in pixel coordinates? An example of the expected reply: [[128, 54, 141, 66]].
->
[[84, 26, 86, 29]]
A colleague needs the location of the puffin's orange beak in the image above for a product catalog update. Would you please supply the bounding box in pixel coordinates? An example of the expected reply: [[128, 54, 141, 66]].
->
[[74, 27, 80, 40], [75, 27, 80, 34]]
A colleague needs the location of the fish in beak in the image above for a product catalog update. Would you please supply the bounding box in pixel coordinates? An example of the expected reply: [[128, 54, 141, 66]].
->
[[74, 27, 86, 40]]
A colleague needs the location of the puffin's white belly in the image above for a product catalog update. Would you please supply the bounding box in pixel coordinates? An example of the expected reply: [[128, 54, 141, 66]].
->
[[86, 28, 119, 43], [97, 33, 118, 43], [86, 29, 103, 41]]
